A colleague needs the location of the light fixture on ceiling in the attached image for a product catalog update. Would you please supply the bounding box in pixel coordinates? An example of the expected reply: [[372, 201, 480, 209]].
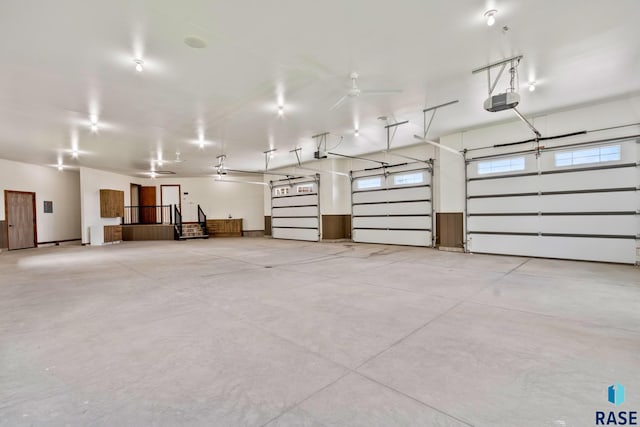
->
[[528, 81, 537, 92], [150, 171, 157, 179], [71, 150, 79, 159], [484, 9, 497, 26], [90, 121, 98, 133], [354, 129, 359, 137], [57, 163, 64, 171], [277, 105, 284, 116], [199, 140, 205, 149], [134, 59, 144, 72]]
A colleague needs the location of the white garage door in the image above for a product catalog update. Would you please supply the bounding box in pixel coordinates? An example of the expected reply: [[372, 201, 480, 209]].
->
[[466, 138, 639, 264], [351, 163, 433, 247], [271, 176, 320, 242]]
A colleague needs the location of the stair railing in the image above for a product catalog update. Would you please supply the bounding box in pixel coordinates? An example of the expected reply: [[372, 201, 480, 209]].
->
[[197, 205, 207, 235], [174, 205, 183, 238]]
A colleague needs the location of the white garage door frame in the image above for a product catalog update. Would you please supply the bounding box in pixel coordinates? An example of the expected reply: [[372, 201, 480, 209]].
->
[[270, 174, 321, 242], [351, 162, 434, 247], [465, 136, 639, 264]]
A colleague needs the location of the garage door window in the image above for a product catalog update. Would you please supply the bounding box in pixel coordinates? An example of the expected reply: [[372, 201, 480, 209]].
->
[[297, 184, 314, 193], [356, 177, 383, 189], [477, 156, 525, 175], [554, 145, 620, 167], [393, 172, 424, 185]]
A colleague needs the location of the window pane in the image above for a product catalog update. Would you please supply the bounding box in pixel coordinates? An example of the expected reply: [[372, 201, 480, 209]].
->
[[357, 177, 382, 189], [554, 145, 620, 167], [477, 156, 525, 175], [393, 172, 424, 185]]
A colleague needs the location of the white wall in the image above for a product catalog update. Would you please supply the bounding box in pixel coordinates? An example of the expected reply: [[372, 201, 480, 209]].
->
[[147, 177, 265, 231], [0, 158, 81, 244], [79, 167, 134, 244]]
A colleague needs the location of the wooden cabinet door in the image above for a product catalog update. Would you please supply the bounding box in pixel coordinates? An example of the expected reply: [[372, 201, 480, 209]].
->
[[5, 191, 36, 250]]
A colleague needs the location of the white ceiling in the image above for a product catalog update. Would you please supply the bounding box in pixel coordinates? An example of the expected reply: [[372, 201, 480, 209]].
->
[[0, 0, 639, 176]]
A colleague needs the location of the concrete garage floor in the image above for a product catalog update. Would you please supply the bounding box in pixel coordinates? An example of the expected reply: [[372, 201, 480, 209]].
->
[[1, 239, 639, 427]]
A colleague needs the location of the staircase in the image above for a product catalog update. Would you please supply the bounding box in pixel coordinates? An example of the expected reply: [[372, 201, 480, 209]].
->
[[178, 223, 209, 240], [174, 204, 209, 240]]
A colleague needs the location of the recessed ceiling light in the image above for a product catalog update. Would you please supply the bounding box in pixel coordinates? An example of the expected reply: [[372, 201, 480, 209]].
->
[[277, 105, 284, 116], [184, 36, 207, 49], [529, 82, 537, 92], [90, 121, 98, 133], [150, 171, 156, 179], [134, 59, 144, 72], [484, 9, 497, 26], [354, 129, 359, 137], [72, 150, 79, 158], [57, 164, 64, 171]]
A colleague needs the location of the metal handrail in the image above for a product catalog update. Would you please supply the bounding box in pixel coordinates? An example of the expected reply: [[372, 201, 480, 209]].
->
[[174, 205, 182, 237], [197, 205, 207, 235]]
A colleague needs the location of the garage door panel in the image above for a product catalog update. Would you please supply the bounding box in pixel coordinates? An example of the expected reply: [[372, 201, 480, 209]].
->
[[351, 165, 432, 247], [466, 137, 638, 263], [272, 194, 318, 207], [353, 201, 431, 216], [468, 196, 539, 213], [353, 229, 432, 246], [468, 234, 636, 264], [468, 216, 539, 233], [468, 176, 539, 196], [272, 228, 319, 241], [540, 215, 636, 235], [272, 217, 319, 228], [272, 206, 318, 217], [539, 192, 636, 212], [271, 178, 320, 242], [353, 187, 430, 204], [353, 216, 430, 229], [538, 168, 636, 193]]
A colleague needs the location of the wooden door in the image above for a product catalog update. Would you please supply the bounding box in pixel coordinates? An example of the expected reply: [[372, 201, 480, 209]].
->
[[5, 191, 37, 250], [140, 186, 157, 224]]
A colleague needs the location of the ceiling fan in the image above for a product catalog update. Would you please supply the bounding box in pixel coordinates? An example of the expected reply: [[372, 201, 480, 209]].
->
[[329, 72, 402, 111]]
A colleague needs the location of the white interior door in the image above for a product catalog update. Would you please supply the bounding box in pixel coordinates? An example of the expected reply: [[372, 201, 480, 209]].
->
[[161, 185, 180, 223]]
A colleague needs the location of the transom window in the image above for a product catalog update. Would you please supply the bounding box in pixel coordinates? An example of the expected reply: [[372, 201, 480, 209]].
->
[[393, 172, 424, 186], [356, 176, 383, 189], [297, 184, 314, 193], [555, 145, 620, 167], [274, 187, 289, 196], [477, 156, 525, 175]]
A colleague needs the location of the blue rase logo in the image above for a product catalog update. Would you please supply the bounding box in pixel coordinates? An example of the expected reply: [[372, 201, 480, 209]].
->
[[596, 383, 637, 425], [609, 383, 626, 406]]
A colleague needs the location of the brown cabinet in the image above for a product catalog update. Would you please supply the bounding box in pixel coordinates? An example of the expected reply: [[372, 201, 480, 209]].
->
[[206, 219, 243, 237], [104, 225, 122, 243], [100, 189, 124, 218]]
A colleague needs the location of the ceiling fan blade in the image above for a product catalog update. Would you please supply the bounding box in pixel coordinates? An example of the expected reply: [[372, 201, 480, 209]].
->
[[413, 135, 463, 156], [328, 94, 349, 111], [361, 89, 402, 95]]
